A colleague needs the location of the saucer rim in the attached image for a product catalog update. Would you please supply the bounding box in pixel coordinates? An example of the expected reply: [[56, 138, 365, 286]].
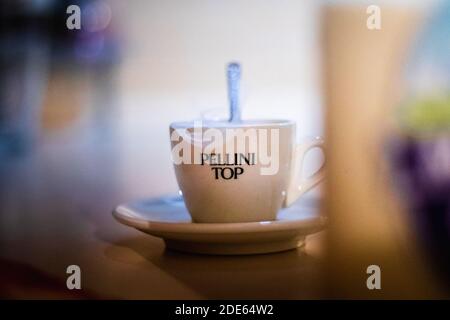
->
[[112, 202, 326, 235]]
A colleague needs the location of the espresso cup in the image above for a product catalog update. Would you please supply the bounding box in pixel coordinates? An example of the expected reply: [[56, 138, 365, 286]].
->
[[170, 119, 325, 223]]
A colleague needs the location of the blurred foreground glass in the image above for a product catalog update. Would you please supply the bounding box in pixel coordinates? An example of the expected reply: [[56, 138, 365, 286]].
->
[[389, 1, 450, 291], [323, 3, 444, 298]]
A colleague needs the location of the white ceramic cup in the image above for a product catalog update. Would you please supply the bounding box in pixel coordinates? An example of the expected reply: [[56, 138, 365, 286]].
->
[[170, 119, 325, 223]]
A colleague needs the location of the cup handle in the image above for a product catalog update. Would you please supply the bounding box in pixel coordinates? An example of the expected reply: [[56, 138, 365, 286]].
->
[[283, 137, 325, 207]]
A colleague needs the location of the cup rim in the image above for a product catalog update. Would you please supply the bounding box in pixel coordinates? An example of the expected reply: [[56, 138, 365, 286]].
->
[[170, 119, 295, 129]]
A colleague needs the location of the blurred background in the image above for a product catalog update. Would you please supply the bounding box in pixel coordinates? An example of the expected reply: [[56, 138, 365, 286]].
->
[[0, 0, 448, 298]]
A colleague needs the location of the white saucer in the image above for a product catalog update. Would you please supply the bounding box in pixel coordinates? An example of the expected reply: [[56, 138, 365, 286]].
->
[[113, 194, 326, 255]]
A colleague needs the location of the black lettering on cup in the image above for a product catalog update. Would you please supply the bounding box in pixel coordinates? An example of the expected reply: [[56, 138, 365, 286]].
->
[[204, 153, 254, 180]]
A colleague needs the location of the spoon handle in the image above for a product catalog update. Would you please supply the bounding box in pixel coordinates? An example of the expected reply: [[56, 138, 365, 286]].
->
[[227, 62, 241, 122]]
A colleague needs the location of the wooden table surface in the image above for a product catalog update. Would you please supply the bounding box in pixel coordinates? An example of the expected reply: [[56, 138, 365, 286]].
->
[[0, 115, 326, 299]]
